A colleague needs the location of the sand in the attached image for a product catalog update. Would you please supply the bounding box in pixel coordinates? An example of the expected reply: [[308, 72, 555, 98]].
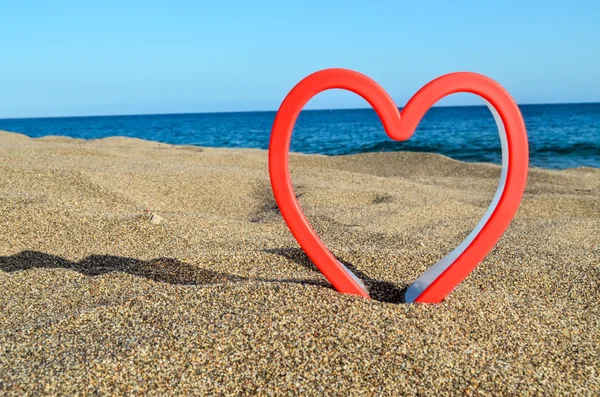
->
[[0, 129, 598, 395]]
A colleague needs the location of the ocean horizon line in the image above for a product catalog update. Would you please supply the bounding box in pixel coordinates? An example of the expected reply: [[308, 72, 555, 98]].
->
[[1, 101, 599, 122], [2, 103, 598, 170]]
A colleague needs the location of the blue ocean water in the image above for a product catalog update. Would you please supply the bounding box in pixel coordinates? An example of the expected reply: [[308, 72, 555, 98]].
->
[[1, 103, 598, 169]]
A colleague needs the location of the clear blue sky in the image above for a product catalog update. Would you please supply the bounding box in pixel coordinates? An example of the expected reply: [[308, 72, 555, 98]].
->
[[1, 1, 599, 118]]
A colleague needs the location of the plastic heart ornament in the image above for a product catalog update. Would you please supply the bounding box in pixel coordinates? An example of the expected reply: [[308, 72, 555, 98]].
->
[[268, 68, 528, 303]]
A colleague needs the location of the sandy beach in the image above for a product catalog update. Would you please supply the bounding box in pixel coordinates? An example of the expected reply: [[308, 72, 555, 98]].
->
[[0, 129, 598, 395]]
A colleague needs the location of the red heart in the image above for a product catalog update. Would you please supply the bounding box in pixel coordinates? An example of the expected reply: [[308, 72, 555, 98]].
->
[[268, 69, 528, 303]]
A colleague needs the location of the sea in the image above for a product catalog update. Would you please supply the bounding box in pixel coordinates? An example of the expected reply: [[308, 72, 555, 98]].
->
[[1, 103, 598, 170]]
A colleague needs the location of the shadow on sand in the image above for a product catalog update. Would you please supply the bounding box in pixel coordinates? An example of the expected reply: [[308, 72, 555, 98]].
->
[[0, 250, 329, 289], [1, 249, 405, 303], [263, 248, 406, 303]]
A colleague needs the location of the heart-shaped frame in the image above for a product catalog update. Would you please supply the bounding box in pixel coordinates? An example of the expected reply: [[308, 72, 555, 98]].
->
[[268, 69, 528, 303]]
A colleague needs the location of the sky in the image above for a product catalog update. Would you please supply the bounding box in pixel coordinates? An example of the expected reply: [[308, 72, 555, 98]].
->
[[1, 1, 599, 119]]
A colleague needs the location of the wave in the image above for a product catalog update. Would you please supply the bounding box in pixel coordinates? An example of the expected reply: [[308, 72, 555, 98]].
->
[[531, 142, 600, 156]]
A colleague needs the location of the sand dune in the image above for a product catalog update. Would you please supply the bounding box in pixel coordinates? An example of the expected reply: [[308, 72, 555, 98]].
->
[[1, 130, 598, 395]]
